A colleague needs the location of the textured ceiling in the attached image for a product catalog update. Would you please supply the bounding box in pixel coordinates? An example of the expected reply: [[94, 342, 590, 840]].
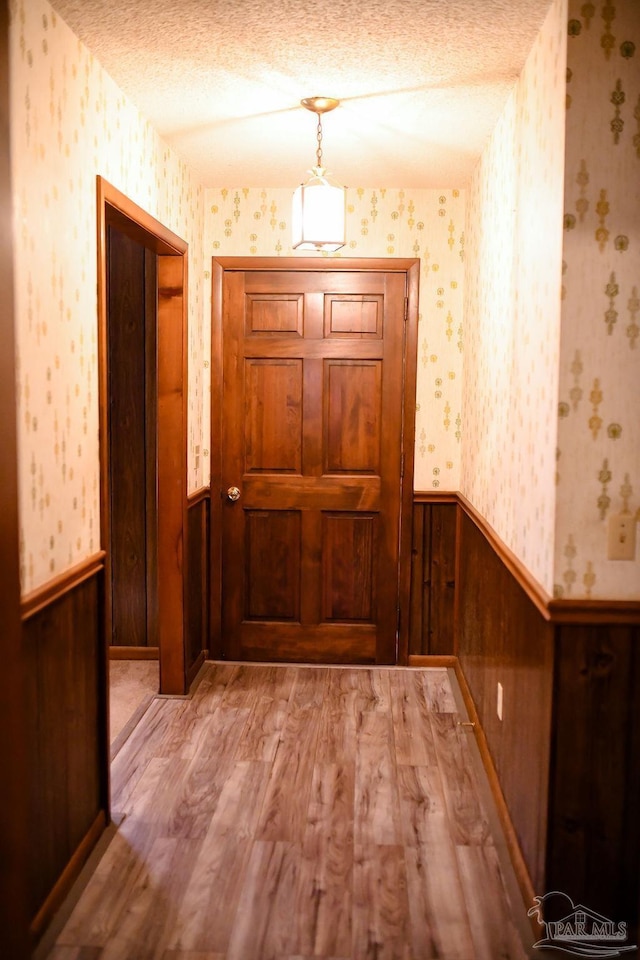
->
[[48, 0, 554, 188]]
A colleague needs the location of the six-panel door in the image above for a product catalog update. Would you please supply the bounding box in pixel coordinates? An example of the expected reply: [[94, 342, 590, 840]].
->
[[220, 268, 407, 663]]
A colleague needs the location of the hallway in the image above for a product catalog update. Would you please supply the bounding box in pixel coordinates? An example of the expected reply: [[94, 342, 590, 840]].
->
[[43, 664, 532, 960]]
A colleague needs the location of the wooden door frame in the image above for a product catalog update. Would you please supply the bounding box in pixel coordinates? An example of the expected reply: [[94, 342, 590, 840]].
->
[[97, 176, 189, 695], [0, 0, 30, 952], [209, 256, 419, 665]]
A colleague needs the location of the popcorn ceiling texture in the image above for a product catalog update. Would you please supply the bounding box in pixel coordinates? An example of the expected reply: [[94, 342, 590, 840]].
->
[[48, 0, 554, 188]]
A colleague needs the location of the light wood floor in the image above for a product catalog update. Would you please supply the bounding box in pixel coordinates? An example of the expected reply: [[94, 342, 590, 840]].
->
[[45, 663, 533, 960], [109, 659, 159, 747]]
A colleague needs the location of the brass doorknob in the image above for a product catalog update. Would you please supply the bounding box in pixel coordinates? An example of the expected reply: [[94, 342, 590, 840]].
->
[[226, 486, 241, 502]]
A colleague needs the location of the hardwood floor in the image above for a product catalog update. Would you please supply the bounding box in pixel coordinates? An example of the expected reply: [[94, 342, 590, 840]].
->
[[109, 659, 159, 747], [44, 664, 532, 960]]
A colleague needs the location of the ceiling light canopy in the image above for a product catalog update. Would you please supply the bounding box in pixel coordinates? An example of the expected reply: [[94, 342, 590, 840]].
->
[[292, 97, 346, 253]]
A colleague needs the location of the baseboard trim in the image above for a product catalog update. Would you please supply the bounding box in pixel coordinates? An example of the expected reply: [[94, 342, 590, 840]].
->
[[30, 810, 107, 945], [408, 654, 457, 668], [109, 645, 159, 660], [412, 650, 537, 919], [186, 649, 207, 688], [451, 657, 536, 920]]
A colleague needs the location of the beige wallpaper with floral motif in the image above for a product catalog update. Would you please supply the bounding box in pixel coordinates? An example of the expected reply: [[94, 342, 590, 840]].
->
[[12, 0, 636, 603], [462, 0, 567, 594], [203, 188, 466, 494], [555, 0, 640, 600], [10, 0, 206, 594]]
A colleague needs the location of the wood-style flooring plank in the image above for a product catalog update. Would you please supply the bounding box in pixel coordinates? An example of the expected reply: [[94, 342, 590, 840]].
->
[[225, 840, 302, 960], [429, 711, 491, 846], [166, 761, 270, 953], [315, 669, 360, 764], [56, 827, 156, 947], [47, 664, 530, 960], [161, 952, 225, 960], [351, 843, 412, 960], [421, 668, 458, 713], [456, 843, 529, 960], [95, 837, 200, 960], [389, 670, 439, 767], [233, 666, 296, 762], [404, 841, 476, 960], [354, 709, 401, 847], [254, 668, 327, 842], [188, 661, 238, 714], [296, 762, 354, 957], [45, 948, 103, 959], [395, 763, 448, 847], [109, 698, 186, 808]]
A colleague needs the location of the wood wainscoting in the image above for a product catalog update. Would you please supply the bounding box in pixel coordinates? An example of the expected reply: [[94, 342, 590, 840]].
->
[[19, 489, 209, 946], [21, 553, 108, 945], [186, 488, 210, 685], [408, 497, 458, 657], [412, 493, 640, 943]]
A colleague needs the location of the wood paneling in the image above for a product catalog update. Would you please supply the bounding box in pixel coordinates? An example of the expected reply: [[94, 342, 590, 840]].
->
[[415, 494, 640, 943], [548, 624, 640, 940], [456, 510, 554, 895], [0, 1, 30, 951], [107, 227, 158, 649], [22, 558, 108, 942], [409, 500, 457, 656], [186, 490, 210, 680]]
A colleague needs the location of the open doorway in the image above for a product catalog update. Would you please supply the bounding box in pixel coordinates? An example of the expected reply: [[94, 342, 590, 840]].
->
[[96, 177, 189, 771]]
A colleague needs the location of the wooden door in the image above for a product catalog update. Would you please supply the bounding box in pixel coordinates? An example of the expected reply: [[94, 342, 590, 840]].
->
[[107, 226, 158, 651], [214, 259, 417, 664]]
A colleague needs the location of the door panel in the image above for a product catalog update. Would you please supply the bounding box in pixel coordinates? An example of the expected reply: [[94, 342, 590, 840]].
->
[[219, 265, 408, 664], [322, 513, 377, 622], [245, 359, 302, 472], [245, 510, 301, 620], [107, 227, 157, 649], [325, 360, 381, 473]]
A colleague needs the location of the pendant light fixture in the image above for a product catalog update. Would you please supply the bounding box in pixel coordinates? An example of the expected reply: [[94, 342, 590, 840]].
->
[[292, 97, 346, 252]]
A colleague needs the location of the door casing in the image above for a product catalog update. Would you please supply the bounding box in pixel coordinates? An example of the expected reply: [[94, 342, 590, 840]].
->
[[209, 256, 419, 665], [97, 176, 188, 696]]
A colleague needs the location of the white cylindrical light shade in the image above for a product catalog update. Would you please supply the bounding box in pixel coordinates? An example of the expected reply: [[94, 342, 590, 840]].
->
[[292, 180, 346, 252]]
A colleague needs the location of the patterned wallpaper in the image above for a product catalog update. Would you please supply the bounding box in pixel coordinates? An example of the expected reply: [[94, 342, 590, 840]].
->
[[10, 0, 637, 602], [203, 188, 466, 493], [461, 0, 568, 595], [10, 0, 206, 593], [555, 0, 640, 600]]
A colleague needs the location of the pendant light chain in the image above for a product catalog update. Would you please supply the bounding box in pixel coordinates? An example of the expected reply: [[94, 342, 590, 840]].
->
[[316, 114, 324, 169]]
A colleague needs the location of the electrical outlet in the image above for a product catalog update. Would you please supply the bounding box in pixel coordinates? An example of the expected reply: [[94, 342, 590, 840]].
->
[[608, 513, 637, 561], [497, 682, 503, 722]]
